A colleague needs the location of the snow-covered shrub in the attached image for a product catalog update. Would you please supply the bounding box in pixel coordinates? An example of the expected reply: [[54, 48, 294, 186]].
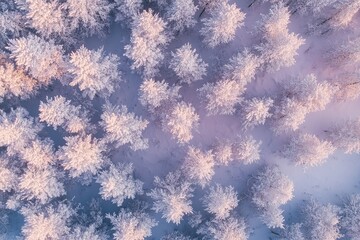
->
[[100, 104, 149, 151], [16, 0, 68, 38], [96, 163, 143, 206], [0, 58, 37, 100], [200, 1, 245, 47], [198, 79, 244, 116], [329, 118, 360, 154], [19, 166, 65, 204], [58, 134, 106, 178], [197, 217, 248, 240], [124, 9, 169, 78], [182, 147, 215, 187], [232, 136, 261, 165], [212, 140, 233, 165], [21, 203, 75, 240], [66, 0, 113, 35], [107, 209, 157, 240], [256, 32, 305, 72], [271, 98, 309, 134], [283, 133, 335, 168], [21, 138, 55, 168], [7, 35, 65, 83], [39, 96, 89, 133], [114, 0, 142, 23], [69, 46, 120, 99], [251, 166, 294, 228], [282, 223, 305, 240], [147, 171, 193, 224], [341, 194, 360, 239], [241, 98, 273, 129], [281, 74, 336, 112], [165, 0, 198, 32], [0, 107, 42, 155], [222, 50, 262, 86], [329, 0, 360, 29], [139, 78, 181, 112], [162, 101, 199, 144], [334, 71, 360, 101], [202, 184, 238, 219], [169, 43, 207, 84], [303, 200, 342, 240]]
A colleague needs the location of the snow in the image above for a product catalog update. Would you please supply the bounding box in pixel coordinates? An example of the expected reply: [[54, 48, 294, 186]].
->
[[0, 0, 360, 239]]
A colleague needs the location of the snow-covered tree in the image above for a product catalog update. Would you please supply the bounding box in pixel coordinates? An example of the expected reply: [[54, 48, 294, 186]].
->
[[16, 0, 68, 38], [329, 0, 360, 29], [21, 203, 75, 240], [165, 0, 198, 32], [19, 166, 65, 204], [258, 2, 290, 41], [256, 32, 305, 72], [283, 133, 335, 168], [241, 98, 273, 129], [0, 158, 18, 192], [0, 107, 42, 155], [271, 98, 309, 134], [139, 78, 181, 112], [169, 43, 207, 84], [114, 0, 142, 23], [251, 166, 294, 228], [69, 46, 121, 99], [251, 166, 294, 210], [222, 50, 262, 87], [39, 96, 89, 133], [182, 147, 215, 187], [67, 224, 107, 240], [202, 184, 238, 219], [66, 0, 113, 35], [148, 171, 193, 224], [100, 104, 149, 151], [58, 134, 106, 178], [282, 223, 305, 240], [96, 163, 143, 206], [232, 136, 261, 165], [0, 57, 37, 100], [124, 9, 169, 78], [330, 37, 360, 66], [0, 11, 25, 47], [294, 0, 337, 15], [161, 232, 193, 240], [7, 35, 65, 83], [200, 1, 245, 47], [162, 101, 199, 144], [198, 79, 244, 116], [212, 140, 233, 165], [341, 194, 360, 239], [281, 74, 336, 112], [303, 200, 342, 240], [107, 209, 157, 240], [21, 138, 56, 168], [328, 118, 360, 154], [334, 71, 360, 101], [197, 217, 248, 240]]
